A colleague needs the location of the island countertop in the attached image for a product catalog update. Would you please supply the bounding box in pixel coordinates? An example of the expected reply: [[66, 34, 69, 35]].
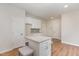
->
[[25, 35, 52, 43]]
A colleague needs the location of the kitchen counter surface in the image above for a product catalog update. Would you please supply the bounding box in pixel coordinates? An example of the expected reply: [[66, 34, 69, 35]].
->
[[25, 35, 52, 43]]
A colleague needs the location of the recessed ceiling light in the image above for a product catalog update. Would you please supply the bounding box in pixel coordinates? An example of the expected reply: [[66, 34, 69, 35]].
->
[[64, 5, 68, 8]]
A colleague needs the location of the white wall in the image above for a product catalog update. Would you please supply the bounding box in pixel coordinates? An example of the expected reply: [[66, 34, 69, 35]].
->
[[41, 19, 61, 39], [41, 20, 47, 35], [9, 6, 26, 48], [47, 19, 61, 39], [12, 17, 26, 48], [61, 11, 79, 45], [46, 19, 54, 37], [0, 6, 12, 49], [51, 19, 61, 39], [0, 4, 25, 50], [0, 4, 43, 50], [9, 6, 42, 48]]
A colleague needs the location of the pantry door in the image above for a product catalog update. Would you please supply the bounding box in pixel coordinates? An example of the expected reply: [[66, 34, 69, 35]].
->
[[47, 19, 61, 40], [52, 19, 61, 40]]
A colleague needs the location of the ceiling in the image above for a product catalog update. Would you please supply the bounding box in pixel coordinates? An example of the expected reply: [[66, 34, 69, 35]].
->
[[10, 3, 79, 19]]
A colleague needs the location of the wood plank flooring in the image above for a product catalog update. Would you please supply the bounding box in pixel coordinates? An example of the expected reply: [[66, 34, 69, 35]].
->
[[52, 39, 79, 56], [0, 48, 19, 56], [1, 39, 79, 56]]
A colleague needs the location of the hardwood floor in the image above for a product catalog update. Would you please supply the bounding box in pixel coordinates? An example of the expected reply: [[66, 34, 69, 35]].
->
[[0, 48, 19, 56], [52, 39, 79, 56], [1, 39, 79, 56]]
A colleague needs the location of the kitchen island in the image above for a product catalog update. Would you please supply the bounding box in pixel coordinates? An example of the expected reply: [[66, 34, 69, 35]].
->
[[25, 35, 52, 56]]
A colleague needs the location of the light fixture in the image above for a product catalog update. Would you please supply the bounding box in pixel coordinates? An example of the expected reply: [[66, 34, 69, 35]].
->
[[64, 5, 68, 8]]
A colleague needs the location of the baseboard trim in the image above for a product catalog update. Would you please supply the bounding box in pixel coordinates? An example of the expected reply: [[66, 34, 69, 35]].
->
[[62, 40, 79, 47]]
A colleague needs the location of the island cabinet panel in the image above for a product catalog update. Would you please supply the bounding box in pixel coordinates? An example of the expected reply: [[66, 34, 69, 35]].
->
[[25, 38, 51, 56]]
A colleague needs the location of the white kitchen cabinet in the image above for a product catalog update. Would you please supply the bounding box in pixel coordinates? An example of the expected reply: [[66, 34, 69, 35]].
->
[[25, 17, 41, 28], [25, 36, 51, 56], [39, 40, 51, 56], [25, 23, 32, 35], [31, 20, 41, 28]]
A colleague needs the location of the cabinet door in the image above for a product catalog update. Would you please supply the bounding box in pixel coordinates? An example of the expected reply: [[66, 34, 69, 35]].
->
[[39, 40, 51, 56], [26, 39, 39, 56], [25, 24, 32, 35]]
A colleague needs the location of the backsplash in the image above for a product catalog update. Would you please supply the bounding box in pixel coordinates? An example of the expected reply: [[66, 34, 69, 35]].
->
[[31, 28, 40, 33]]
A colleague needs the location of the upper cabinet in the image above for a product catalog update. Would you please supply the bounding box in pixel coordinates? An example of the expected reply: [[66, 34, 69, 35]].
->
[[25, 17, 42, 28]]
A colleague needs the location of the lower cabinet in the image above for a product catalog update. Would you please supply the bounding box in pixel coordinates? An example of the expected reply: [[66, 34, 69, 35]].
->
[[26, 39, 51, 56]]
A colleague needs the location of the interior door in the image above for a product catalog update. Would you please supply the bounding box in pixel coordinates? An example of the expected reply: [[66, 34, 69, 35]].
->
[[47, 19, 61, 40], [52, 19, 61, 40]]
